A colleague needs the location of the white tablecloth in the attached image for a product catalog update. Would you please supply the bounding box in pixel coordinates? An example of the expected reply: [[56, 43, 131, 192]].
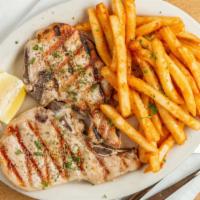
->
[[0, 0, 200, 199]]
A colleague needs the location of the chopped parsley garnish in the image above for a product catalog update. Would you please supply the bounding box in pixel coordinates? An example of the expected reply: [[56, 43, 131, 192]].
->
[[65, 50, 73, 57], [34, 152, 43, 156], [15, 41, 19, 44], [34, 140, 42, 150], [73, 156, 81, 164], [150, 52, 157, 60], [15, 149, 23, 155], [148, 103, 158, 115], [29, 57, 36, 65], [102, 194, 107, 199], [32, 44, 43, 51], [68, 66, 73, 74], [52, 51, 61, 58], [67, 90, 77, 101], [143, 69, 148, 74], [64, 157, 73, 169], [41, 181, 49, 189], [144, 34, 154, 41], [163, 158, 166, 163], [91, 83, 99, 91]]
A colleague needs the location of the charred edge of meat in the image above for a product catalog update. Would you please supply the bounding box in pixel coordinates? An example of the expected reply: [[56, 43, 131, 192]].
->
[[35, 112, 48, 123], [46, 101, 66, 111], [92, 143, 134, 157], [30, 84, 43, 102], [53, 25, 61, 36], [23, 49, 30, 84], [92, 127, 101, 141]]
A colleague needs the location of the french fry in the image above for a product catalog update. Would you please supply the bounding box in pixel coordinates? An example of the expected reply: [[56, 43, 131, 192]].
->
[[177, 31, 200, 44], [136, 36, 152, 50], [136, 16, 182, 27], [138, 146, 149, 163], [152, 38, 183, 104], [88, 8, 111, 66], [159, 136, 175, 163], [158, 126, 170, 146], [169, 21, 185, 34], [127, 50, 132, 75], [136, 20, 162, 37], [149, 145, 160, 172], [111, 0, 126, 39], [124, 0, 136, 43], [159, 27, 200, 90], [180, 40, 200, 61], [158, 104, 186, 144], [102, 66, 159, 142], [165, 54, 196, 116], [130, 91, 160, 142], [128, 75, 200, 130], [74, 22, 91, 32], [110, 15, 131, 117], [110, 49, 117, 72], [100, 104, 157, 152], [170, 54, 200, 116], [96, 3, 113, 53]]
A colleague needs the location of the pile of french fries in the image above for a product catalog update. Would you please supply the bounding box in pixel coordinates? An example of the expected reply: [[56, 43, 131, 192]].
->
[[75, 0, 200, 172]]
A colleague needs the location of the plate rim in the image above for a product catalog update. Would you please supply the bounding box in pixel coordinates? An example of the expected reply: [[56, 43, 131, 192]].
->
[[0, 0, 200, 199]]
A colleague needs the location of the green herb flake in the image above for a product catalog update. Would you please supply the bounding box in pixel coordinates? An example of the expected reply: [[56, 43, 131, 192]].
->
[[34, 140, 42, 150], [33, 44, 39, 50], [29, 57, 36, 65], [148, 103, 158, 115], [15, 41, 19, 44], [15, 149, 23, 155], [150, 52, 157, 60], [102, 194, 107, 199], [64, 157, 73, 169], [143, 69, 148, 74], [41, 181, 49, 189], [73, 156, 81, 164], [52, 51, 61, 58], [34, 152, 43, 156], [91, 83, 99, 91], [163, 158, 166, 163]]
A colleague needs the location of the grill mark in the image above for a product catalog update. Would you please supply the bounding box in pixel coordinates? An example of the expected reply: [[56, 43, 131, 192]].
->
[[8, 126, 46, 183], [85, 141, 110, 181], [51, 121, 86, 175], [51, 120, 68, 177], [0, 146, 25, 187], [119, 154, 129, 171], [28, 122, 66, 179], [44, 152, 50, 184]]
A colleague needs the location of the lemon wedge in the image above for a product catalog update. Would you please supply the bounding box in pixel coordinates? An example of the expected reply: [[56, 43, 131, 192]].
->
[[0, 72, 26, 124]]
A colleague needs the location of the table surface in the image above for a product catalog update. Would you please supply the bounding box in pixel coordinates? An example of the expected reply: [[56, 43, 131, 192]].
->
[[0, 0, 199, 199]]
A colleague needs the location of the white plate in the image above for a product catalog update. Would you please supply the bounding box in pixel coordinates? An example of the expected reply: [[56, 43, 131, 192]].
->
[[0, 0, 200, 199]]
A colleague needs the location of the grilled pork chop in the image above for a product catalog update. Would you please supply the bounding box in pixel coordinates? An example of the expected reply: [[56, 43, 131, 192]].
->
[[0, 105, 140, 191], [24, 23, 120, 148]]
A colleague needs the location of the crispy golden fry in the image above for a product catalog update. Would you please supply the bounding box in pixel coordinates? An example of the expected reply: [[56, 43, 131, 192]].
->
[[110, 49, 117, 72], [149, 145, 160, 172], [137, 59, 164, 137], [169, 21, 185, 34], [158, 126, 170, 146], [110, 15, 131, 117], [100, 104, 157, 152], [96, 3, 113, 53], [88, 8, 111, 66], [128, 75, 200, 130], [136, 16, 182, 27], [136, 36, 152, 50], [136, 57, 186, 144], [159, 27, 200, 90], [111, 0, 126, 38], [138, 146, 149, 163], [136, 20, 162, 37], [159, 136, 175, 163], [152, 38, 183, 104], [127, 50, 132, 75], [130, 91, 160, 142], [170, 54, 199, 94], [177, 31, 200, 44], [158, 104, 186, 144], [74, 22, 91, 32], [181, 40, 200, 61], [124, 0, 136, 43], [165, 54, 196, 116], [170, 54, 200, 116]]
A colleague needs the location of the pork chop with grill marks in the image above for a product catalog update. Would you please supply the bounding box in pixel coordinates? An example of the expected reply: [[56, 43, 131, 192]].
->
[[0, 104, 140, 191], [24, 23, 120, 148]]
